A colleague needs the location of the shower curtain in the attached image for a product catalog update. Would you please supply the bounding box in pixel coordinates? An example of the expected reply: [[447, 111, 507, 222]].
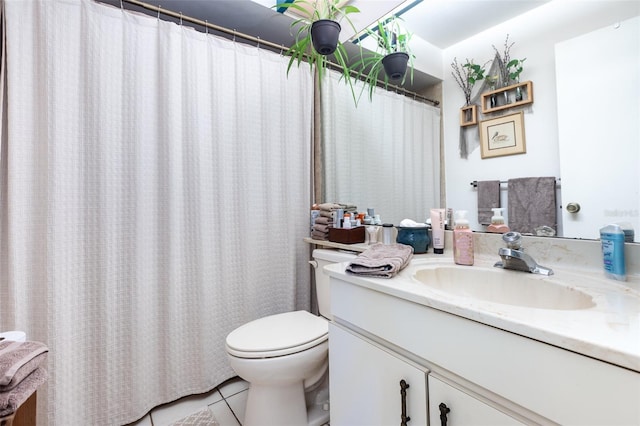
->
[[0, 0, 313, 424]]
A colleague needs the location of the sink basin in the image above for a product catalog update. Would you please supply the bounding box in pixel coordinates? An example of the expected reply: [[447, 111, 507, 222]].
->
[[413, 266, 595, 310]]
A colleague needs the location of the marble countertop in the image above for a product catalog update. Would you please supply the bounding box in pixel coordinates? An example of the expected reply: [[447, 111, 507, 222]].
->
[[325, 253, 640, 373]]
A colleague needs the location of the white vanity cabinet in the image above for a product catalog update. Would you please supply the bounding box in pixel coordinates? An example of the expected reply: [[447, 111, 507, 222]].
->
[[428, 375, 525, 426], [328, 273, 640, 425], [329, 323, 428, 426]]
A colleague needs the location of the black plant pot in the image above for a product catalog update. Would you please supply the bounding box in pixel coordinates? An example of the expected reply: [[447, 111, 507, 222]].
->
[[311, 19, 341, 55], [382, 52, 409, 80]]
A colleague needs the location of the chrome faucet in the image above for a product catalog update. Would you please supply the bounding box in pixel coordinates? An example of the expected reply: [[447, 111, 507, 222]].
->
[[494, 232, 554, 276]]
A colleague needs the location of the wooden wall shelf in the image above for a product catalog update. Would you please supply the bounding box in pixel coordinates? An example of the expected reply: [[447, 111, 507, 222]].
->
[[459, 105, 477, 126], [481, 80, 533, 114]]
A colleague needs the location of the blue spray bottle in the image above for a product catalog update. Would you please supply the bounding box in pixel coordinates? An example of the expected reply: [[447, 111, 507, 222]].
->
[[600, 224, 626, 281]]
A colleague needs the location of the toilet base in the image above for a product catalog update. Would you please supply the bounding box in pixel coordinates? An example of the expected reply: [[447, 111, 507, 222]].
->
[[307, 394, 330, 426], [306, 373, 330, 426]]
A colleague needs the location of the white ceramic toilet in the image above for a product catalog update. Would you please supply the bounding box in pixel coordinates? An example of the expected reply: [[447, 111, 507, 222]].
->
[[225, 248, 357, 426]]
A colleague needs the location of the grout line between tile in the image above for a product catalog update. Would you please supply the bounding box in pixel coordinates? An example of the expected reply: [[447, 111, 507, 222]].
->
[[222, 396, 242, 426]]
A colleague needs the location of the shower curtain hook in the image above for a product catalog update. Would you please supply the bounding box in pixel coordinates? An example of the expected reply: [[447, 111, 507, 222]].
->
[[120, 0, 123, 10], [233, 29, 236, 42], [205, 20, 208, 35], [280, 44, 284, 56], [257, 36, 261, 49], [179, 12, 183, 26], [157, 5, 161, 20]]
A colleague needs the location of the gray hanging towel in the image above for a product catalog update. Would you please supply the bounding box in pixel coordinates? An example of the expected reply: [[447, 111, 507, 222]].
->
[[477, 180, 501, 225], [508, 177, 557, 234]]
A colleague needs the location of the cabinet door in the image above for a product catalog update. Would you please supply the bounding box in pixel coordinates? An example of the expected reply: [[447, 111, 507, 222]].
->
[[329, 323, 428, 426], [429, 376, 525, 426]]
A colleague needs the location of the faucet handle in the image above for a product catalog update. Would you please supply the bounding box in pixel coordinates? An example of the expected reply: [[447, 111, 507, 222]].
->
[[502, 231, 523, 250]]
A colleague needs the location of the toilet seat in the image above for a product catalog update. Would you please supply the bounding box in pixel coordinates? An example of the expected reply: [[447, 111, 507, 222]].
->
[[226, 310, 328, 359]]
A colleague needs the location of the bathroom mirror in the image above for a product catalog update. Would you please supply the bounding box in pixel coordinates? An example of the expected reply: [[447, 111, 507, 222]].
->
[[109, 0, 638, 242], [325, 5, 639, 243], [555, 16, 639, 242]]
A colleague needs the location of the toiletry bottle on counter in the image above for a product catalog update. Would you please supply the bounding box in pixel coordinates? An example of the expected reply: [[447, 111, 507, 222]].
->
[[382, 223, 394, 244], [453, 210, 474, 266], [430, 209, 445, 254], [343, 213, 352, 229], [486, 208, 510, 233], [600, 224, 626, 281]]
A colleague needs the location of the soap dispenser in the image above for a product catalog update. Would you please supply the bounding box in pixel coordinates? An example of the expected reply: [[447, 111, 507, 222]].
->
[[486, 208, 510, 234], [453, 210, 474, 266]]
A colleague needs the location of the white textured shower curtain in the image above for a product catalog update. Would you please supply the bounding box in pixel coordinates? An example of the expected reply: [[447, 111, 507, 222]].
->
[[321, 72, 441, 225], [0, 0, 313, 424]]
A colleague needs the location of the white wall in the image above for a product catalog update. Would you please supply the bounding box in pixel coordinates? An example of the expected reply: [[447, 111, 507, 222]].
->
[[440, 1, 640, 231]]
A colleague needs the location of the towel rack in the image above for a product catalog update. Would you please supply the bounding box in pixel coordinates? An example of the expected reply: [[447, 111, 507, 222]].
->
[[470, 179, 561, 188]]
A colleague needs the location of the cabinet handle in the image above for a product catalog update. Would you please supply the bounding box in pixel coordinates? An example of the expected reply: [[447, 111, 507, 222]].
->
[[439, 402, 450, 426], [400, 379, 411, 425]]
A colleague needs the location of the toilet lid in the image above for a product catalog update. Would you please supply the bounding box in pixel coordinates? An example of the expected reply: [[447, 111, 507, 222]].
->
[[226, 311, 328, 358]]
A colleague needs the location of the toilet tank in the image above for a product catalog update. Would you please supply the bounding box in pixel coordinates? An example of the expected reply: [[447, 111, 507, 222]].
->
[[312, 249, 358, 321]]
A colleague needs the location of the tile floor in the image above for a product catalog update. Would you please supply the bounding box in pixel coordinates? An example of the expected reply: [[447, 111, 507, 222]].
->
[[127, 377, 249, 426]]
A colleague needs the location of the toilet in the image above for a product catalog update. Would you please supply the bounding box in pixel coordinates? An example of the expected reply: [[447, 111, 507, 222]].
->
[[225, 248, 357, 426]]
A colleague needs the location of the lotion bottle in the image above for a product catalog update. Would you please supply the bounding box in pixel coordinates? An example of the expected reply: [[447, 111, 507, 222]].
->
[[600, 224, 626, 281], [453, 210, 474, 266], [486, 208, 510, 233]]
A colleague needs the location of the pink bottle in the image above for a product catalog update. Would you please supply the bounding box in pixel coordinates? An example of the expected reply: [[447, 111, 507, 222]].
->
[[453, 210, 474, 266], [486, 208, 510, 234]]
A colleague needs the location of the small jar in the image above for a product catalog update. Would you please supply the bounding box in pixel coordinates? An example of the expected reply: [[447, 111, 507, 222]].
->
[[382, 223, 394, 245]]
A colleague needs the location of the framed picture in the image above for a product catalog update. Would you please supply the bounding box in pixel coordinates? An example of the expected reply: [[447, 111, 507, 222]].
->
[[479, 111, 526, 159]]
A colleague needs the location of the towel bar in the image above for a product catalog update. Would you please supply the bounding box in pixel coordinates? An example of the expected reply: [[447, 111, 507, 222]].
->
[[470, 179, 560, 188]]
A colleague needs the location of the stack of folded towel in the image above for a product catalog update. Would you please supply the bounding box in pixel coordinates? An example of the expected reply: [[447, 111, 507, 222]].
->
[[0, 340, 48, 418], [311, 203, 358, 241], [346, 243, 413, 278], [311, 202, 337, 240]]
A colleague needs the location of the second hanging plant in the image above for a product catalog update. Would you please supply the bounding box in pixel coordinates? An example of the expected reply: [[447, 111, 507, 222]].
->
[[355, 15, 415, 101]]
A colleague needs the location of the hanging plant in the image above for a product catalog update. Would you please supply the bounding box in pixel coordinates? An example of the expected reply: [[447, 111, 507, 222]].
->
[[275, 0, 361, 101], [354, 15, 415, 101], [451, 58, 488, 105]]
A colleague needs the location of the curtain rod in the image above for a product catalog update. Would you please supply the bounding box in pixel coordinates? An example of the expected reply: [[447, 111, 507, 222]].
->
[[113, 0, 440, 106]]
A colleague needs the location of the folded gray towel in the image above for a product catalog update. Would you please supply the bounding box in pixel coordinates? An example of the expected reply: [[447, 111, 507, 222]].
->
[[477, 180, 501, 225], [0, 341, 48, 391], [311, 230, 328, 240], [313, 223, 329, 233], [319, 210, 335, 219], [318, 203, 342, 211], [508, 177, 557, 234], [346, 243, 413, 278], [314, 216, 331, 225], [0, 367, 47, 417]]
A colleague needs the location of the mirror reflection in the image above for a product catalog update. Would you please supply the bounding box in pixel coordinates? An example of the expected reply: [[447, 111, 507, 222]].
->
[[327, 1, 639, 242]]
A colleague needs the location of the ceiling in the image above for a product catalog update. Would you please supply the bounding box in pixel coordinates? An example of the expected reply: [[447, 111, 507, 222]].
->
[[108, 0, 551, 91]]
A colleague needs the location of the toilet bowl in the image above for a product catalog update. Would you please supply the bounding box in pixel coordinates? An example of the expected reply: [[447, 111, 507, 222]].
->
[[225, 249, 357, 426]]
